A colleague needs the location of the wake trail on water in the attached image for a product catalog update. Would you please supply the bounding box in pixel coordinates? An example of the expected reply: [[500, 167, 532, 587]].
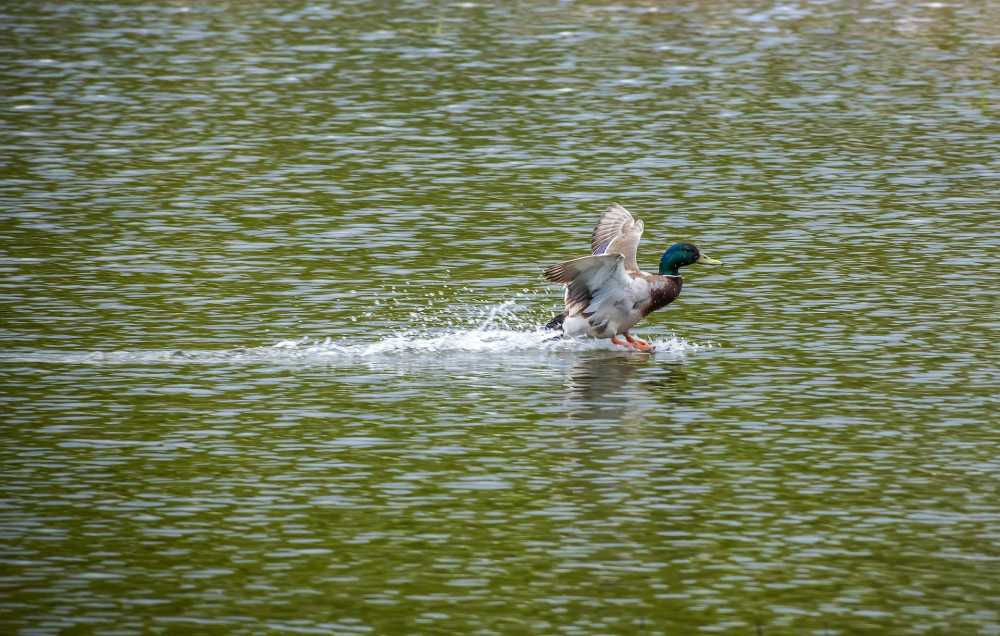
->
[[1, 300, 709, 365]]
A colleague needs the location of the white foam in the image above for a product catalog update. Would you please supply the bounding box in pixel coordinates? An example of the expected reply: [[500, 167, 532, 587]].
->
[[271, 327, 704, 358], [0, 330, 705, 366], [0, 303, 709, 365]]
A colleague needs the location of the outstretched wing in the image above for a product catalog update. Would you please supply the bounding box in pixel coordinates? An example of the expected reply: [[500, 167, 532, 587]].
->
[[590, 203, 644, 272], [544, 254, 630, 316]]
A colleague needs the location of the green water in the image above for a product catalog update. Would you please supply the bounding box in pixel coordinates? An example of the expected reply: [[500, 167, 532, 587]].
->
[[1, 1, 998, 634]]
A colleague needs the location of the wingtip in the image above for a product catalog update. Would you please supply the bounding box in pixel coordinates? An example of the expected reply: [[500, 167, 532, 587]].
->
[[542, 263, 565, 283]]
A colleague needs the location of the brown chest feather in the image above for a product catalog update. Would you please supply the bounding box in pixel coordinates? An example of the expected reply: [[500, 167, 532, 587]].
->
[[642, 276, 683, 317]]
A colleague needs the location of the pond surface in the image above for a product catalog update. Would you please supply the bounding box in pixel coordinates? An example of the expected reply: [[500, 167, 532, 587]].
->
[[1, 0, 998, 633]]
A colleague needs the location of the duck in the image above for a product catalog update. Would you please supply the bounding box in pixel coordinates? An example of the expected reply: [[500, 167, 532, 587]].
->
[[542, 203, 721, 352]]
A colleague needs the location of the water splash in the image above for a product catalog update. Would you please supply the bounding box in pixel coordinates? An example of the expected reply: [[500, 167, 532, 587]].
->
[[0, 299, 709, 365], [275, 328, 663, 358], [1, 328, 706, 366]]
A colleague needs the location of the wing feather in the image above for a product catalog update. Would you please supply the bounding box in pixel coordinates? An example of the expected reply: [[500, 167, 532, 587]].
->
[[543, 254, 629, 316], [590, 203, 644, 271]]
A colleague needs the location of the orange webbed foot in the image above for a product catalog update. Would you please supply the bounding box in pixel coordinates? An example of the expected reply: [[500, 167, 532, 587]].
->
[[625, 334, 656, 353]]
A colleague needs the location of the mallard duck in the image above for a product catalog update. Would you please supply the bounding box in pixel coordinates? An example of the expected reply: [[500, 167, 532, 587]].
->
[[543, 203, 721, 352]]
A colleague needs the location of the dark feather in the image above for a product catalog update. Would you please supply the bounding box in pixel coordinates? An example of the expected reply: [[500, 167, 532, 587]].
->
[[543, 262, 574, 284], [643, 276, 683, 316], [543, 312, 566, 331], [565, 278, 593, 315]]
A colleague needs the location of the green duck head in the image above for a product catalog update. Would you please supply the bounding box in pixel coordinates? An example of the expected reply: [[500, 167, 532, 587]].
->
[[658, 242, 722, 276]]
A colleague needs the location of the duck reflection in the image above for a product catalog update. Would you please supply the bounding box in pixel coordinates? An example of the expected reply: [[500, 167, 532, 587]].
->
[[564, 351, 689, 423]]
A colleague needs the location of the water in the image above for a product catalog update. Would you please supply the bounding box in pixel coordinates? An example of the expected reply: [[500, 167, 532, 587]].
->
[[1, 0, 998, 633]]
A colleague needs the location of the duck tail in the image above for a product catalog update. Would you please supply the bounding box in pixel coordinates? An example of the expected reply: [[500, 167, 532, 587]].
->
[[543, 311, 566, 332]]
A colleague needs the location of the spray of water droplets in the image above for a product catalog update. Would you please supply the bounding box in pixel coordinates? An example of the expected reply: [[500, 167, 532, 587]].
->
[[0, 287, 710, 365]]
